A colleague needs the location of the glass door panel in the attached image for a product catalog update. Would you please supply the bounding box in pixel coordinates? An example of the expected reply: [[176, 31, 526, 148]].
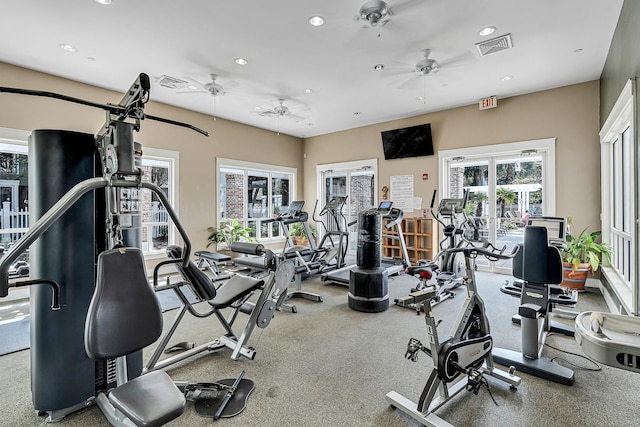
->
[[320, 163, 376, 255], [447, 152, 546, 274]]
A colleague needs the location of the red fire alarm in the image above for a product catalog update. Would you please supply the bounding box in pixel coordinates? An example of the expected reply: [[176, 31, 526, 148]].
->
[[422, 173, 429, 180]]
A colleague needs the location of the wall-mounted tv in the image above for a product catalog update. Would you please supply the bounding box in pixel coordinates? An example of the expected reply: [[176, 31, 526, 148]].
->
[[381, 123, 434, 160]]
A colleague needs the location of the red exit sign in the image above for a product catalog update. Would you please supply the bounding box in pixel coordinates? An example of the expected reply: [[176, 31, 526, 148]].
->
[[479, 95, 498, 110]]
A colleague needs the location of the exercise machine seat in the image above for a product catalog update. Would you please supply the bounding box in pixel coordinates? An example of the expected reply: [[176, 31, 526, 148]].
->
[[85, 247, 185, 426], [166, 246, 264, 306], [513, 226, 562, 318]]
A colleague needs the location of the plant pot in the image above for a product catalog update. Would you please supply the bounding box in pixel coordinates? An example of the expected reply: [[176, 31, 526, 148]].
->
[[292, 237, 310, 246], [561, 261, 590, 291]]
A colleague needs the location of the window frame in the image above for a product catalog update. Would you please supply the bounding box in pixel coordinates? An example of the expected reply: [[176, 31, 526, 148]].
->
[[600, 78, 637, 315], [140, 147, 180, 258], [216, 157, 296, 244]]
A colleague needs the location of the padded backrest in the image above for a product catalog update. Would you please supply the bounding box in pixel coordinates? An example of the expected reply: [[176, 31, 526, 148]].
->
[[85, 247, 162, 360], [513, 226, 562, 285], [166, 245, 217, 301]]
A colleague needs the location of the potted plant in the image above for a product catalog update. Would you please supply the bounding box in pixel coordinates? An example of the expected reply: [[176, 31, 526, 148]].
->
[[289, 223, 316, 246], [560, 218, 612, 290], [207, 219, 255, 256]]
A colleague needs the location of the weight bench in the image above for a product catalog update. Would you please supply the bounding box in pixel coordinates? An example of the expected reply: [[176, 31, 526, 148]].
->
[[147, 243, 289, 370], [194, 250, 233, 280]]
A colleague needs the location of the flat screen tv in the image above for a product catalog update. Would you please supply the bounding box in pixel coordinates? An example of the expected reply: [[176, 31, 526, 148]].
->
[[381, 123, 434, 160]]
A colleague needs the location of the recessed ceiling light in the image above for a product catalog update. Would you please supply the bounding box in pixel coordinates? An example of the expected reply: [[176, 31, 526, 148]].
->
[[416, 96, 424, 102], [304, 88, 313, 94], [308, 16, 325, 26], [94, 0, 112, 4], [374, 64, 384, 71], [254, 106, 262, 110], [187, 85, 198, 90], [573, 48, 584, 54], [59, 43, 78, 52], [478, 26, 496, 36], [234, 58, 248, 65], [501, 75, 513, 81]]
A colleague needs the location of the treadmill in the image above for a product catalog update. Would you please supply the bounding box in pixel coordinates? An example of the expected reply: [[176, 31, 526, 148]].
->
[[321, 201, 410, 286]]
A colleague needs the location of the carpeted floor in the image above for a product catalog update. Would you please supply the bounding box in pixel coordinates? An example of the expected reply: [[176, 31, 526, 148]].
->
[[0, 270, 635, 427]]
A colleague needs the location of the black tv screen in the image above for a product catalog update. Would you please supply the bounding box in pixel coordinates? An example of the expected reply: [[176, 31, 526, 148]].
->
[[381, 123, 434, 160]]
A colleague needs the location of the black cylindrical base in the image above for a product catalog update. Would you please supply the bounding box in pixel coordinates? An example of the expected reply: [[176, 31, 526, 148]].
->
[[348, 267, 389, 312]]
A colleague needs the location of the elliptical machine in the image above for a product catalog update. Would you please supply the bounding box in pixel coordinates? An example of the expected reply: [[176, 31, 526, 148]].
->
[[386, 243, 522, 427], [394, 190, 469, 311]]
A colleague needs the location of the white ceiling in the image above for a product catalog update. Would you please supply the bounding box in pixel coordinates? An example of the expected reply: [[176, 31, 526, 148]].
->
[[0, 0, 624, 138]]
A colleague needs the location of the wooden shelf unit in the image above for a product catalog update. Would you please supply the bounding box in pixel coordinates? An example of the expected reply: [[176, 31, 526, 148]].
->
[[382, 217, 435, 265]]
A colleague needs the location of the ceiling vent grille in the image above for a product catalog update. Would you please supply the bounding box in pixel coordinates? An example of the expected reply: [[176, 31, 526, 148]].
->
[[157, 75, 188, 89], [475, 34, 513, 56]]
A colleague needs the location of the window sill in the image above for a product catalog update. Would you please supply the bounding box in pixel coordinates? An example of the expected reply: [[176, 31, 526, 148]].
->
[[600, 266, 633, 315]]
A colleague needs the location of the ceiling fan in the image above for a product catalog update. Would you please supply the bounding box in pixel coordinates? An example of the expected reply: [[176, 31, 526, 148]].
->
[[178, 73, 239, 121], [179, 73, 236, 96], [355, 0, 424, 29], [256, 99, 306, 122], [384, 48, 474, 89]]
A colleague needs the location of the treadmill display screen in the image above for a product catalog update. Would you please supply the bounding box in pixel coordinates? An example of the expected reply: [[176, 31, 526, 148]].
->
[[378, 201, 393, 210], [287, 201, 305, 215]]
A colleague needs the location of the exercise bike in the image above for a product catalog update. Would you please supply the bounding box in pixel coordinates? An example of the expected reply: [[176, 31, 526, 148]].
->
[[387, 242, 522, 427]]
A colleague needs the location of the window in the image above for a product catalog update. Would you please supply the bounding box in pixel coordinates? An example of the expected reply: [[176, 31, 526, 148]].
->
[[440, 138, 555, 274], [217, 158, 295, 243], [139, 148, 179, 255], [600, 79, 636, 315], [0, 129, 30, 264]]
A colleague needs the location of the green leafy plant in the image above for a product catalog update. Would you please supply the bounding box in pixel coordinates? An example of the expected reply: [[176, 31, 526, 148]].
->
[[289, 223, 316, 243], [207, 219, 255, 248], [562, 217, 612, 273]]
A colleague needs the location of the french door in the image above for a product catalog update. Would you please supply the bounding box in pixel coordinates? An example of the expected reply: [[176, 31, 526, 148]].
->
[[317, 159, 377, 254], [440, 139, 556, 274]]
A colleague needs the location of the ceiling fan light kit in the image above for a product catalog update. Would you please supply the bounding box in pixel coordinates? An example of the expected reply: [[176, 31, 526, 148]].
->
[[358, 0, 391, 27]]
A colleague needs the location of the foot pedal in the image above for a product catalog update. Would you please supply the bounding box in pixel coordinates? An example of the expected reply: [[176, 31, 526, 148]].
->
[[194, 376, 255, 419], [164, 341, 195, 353]]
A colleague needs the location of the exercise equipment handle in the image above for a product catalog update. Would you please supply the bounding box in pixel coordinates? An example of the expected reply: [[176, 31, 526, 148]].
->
[[0, 177, 108, 297], [446, 242, 519, 262]]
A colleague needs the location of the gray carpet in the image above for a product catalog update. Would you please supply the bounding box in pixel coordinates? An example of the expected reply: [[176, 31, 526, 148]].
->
[[0, 271, 635, 427]]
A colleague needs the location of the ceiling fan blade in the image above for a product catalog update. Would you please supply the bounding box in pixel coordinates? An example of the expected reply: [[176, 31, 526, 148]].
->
[[437, 49, 476, 69], [183, 77, 208, 91], [287, 113, 306, 122], [390, 0, 429, 15], [397, 75, 422, 91]]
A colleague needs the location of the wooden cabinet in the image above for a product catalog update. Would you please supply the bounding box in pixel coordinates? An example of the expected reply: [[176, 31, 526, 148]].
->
[[382, 217, 435, 265]]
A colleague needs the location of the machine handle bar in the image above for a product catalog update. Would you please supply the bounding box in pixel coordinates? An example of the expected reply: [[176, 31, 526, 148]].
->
[[446, 242, 519, 261]]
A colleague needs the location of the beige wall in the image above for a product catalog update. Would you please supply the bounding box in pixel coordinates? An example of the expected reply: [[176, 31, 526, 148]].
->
[[0, 61, 602, 256], [0, 62, 304, 255], [303, 80, 601, 233]]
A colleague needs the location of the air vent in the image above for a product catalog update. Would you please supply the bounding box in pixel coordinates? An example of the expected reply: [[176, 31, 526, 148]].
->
[[475, 33, 513, 56], [157, 75, 188, 89]]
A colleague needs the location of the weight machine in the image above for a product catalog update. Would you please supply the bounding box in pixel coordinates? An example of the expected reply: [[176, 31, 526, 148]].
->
[[0, 75, 270, 424]]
